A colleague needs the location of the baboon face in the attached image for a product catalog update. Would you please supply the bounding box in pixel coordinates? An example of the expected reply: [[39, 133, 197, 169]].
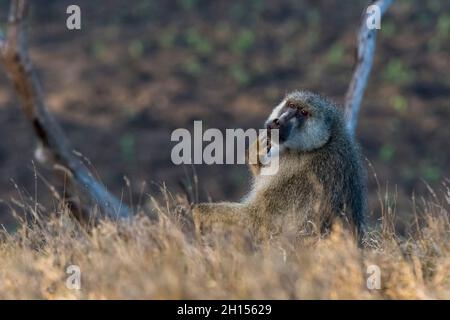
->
[[266, 91, 333, 152]]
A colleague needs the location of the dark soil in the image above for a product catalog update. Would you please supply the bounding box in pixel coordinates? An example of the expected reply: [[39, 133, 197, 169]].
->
[[0, 0, 448, 228]]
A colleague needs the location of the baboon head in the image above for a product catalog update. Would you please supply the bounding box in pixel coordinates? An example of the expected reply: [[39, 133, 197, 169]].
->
[[266, 91, 341, 152]]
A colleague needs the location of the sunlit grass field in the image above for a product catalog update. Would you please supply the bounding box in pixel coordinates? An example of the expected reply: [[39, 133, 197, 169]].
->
[[0, 181, 448, 299]]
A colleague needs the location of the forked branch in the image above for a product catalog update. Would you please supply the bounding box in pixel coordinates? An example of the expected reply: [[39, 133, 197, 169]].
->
[[0, 0, 131, 219]]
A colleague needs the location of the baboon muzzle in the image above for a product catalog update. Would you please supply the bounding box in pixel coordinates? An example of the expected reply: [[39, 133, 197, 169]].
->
[[266, 108, 298, 152], [267, 108, 298, 130]]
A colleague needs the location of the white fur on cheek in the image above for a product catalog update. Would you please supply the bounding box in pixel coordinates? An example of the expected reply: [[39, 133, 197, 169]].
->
[[285, 118, 330, 152], [267, 99, 286, 123]]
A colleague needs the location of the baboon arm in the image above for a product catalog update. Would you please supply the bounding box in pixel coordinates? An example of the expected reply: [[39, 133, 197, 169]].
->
[[248, 139, 261, 176], [248, 131, 268, 177], [192, 202, 251, 231]]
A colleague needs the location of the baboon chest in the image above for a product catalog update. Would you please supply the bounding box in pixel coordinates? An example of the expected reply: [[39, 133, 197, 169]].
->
[[254, 167, 325, 215]]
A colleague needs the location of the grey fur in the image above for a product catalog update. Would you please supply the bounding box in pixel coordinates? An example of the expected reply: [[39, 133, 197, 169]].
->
[[193, 90, 367, 240]]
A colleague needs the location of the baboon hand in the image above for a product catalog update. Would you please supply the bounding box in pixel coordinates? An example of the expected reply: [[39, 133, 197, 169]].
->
[[248, 132, 268, 176]]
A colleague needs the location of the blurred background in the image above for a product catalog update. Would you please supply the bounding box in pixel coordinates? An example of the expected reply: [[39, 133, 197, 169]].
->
[[0, 0, 448, 229]]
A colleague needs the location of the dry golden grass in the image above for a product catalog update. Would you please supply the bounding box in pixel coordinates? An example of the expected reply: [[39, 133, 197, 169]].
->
[[0, 182, 449, 300]]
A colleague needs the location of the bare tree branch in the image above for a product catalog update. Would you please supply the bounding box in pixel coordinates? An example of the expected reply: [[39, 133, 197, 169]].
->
[[0, 0, 131, 219], [344, 0, 394, 136]]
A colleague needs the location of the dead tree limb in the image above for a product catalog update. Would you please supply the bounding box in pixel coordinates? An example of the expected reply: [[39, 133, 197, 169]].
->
[[344, 0, 394, 136], [0, 0, 131, 219]]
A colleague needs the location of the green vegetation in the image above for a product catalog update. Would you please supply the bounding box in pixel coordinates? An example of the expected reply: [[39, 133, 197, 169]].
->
[[390, 95, 408, 113], [120, 133, 136, 162], [305, 29, 319, 50], [281, 45, 296, 63], [178, 0, 199, 11], [91, 41, 108, 61], [185, 28, 213, 56], [182, 57, 203, 76], [230, 0, 264, 22], [158, 29, 177, 49], [429, 14, 450, 51], [422, 165, 441, 182], [231, 28, 256, 54], [383, 59, 414, 86], [381, 21, 396, 38], [229, 64, 251, 87], [437, 14, 450, 39], [326, 43, 345, 66], [379, 144, 395, 162], [128, 39, 145, 59]]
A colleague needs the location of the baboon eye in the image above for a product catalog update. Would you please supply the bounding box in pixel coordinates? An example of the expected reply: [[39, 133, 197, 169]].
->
[[300, 109, 309, 117], [287, 102, 296, 109]]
